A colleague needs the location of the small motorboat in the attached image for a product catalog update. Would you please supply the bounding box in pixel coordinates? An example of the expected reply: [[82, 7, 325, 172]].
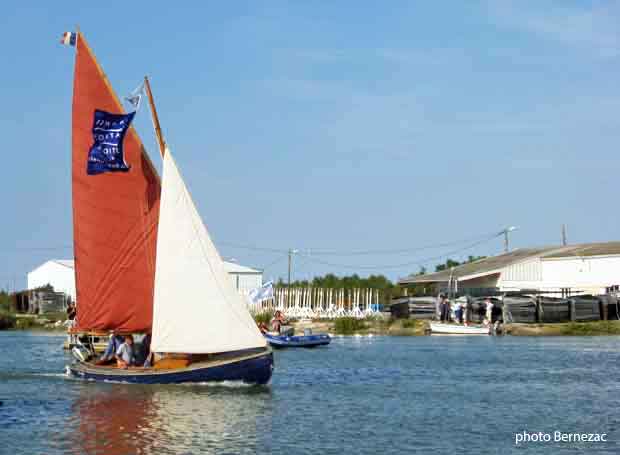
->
[[429, 322, 490, 335], [264, 331, 331, 348]]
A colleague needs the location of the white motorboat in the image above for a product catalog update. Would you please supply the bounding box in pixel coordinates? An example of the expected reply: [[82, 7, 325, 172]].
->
[[429, 322, 490, 335]]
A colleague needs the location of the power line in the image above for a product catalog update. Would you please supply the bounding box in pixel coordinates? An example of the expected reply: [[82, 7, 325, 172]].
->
[[295, 231, 500, 256], [296, 233, 499, 271], [259, 254, 290, 271], [216, 229, 502, 257]]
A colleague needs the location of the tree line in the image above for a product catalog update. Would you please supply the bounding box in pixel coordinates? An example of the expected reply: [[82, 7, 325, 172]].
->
[[275, 255, 487, 292]]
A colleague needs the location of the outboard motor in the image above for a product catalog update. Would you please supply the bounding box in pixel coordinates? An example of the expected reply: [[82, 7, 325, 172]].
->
[[71, 344, 92, 363]]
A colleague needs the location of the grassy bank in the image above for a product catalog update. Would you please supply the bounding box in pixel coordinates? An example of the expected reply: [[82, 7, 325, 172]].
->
[[291, 317, 428, 336], [0, 313, 68, 331], [505, 320, 620, 336]]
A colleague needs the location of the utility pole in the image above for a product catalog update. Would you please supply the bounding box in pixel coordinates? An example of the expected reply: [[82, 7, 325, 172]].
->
[[502, 226, 518, 253], [287, 249, 298, 307], [561, 224, 567, 246], [288, 249, 292, 288]]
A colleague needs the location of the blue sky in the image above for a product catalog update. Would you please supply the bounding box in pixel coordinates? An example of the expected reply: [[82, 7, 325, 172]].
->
[[1, 1, 620, 289]]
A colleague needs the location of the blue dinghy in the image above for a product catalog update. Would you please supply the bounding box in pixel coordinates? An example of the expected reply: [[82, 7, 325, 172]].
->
[[264, 333, 331, 348]]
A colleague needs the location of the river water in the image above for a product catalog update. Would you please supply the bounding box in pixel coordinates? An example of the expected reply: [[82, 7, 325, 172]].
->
[[0, 331, 619, 454]]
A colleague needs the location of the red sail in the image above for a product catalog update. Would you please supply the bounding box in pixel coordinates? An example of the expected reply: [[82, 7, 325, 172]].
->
[[72, 33, 160, 333]]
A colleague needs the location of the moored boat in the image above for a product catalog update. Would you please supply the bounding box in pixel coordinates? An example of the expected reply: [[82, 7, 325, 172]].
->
[[62, 31, 273, 384], [429, 322, 490, 335]]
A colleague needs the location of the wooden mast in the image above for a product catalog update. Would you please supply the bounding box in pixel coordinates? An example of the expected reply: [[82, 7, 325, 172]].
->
[[144, 76, 166, 157]]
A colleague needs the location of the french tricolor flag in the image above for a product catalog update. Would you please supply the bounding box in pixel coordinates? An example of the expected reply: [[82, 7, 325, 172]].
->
[[60, 31, 77, 46]]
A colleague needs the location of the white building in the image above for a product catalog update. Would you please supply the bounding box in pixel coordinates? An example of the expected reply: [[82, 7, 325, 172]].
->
[[28, 260, 77, 300], [399, 242, 620, 296], [28, 259, 262, 301]]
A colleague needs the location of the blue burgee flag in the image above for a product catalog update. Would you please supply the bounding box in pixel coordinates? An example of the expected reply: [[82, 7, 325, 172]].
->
[[87, 110, 135, 175]]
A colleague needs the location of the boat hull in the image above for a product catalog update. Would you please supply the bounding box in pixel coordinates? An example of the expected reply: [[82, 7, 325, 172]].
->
[[264, 333, 331, 348], [67, 349, 274, 385], [429, 322, 490, 335]]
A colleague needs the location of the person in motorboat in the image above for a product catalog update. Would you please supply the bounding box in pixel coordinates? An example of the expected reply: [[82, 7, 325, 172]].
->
[[95, 333, 125, 365], [115, 335, 136, 369], [270, 311, 287, 333], [258, 322, 269, 334]]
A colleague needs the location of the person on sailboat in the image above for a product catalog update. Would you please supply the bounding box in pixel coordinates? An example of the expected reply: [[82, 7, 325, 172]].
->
[[139, 333, 153, 367], [95, 333, 125, 365], [115, 335, 136, 369]]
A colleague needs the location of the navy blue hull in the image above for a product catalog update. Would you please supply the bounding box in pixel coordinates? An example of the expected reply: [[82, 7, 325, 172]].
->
[[265, 333, 331, 348], [68, 351, 273, 385]]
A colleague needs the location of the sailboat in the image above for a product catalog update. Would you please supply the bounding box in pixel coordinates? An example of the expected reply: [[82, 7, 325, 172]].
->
[[64, 31, 273, 384]]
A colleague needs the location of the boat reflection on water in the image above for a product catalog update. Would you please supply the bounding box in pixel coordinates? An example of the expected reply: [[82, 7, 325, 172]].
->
[[70, 384, 272, 454]]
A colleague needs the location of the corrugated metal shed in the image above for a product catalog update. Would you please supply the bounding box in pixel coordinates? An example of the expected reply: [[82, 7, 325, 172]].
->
[[399, 241, 620, 285], [399, 247, 555, 284]]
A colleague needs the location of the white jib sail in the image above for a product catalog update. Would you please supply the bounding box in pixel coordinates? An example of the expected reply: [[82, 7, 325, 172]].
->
[[151, 148, 267, 353]]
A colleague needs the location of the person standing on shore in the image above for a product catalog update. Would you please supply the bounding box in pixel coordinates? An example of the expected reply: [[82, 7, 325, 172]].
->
[[454, 299, 463, 324], [485, 298, 494, 324], [436, 294, 443, 321], [441, 296, 451, 322]]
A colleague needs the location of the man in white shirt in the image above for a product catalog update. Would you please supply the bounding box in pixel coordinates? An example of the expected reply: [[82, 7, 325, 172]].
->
[[115, 335, 135, 369]]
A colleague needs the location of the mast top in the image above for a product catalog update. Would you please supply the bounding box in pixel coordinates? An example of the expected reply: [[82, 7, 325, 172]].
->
[[144, 76, 166, 157]]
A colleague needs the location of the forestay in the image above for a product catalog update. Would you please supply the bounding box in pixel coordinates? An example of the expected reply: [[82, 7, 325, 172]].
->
[[151, 149, 267, 353]]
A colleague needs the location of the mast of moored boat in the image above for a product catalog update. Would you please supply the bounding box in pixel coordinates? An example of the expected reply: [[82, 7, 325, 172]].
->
[[144, 76, 167, 157]]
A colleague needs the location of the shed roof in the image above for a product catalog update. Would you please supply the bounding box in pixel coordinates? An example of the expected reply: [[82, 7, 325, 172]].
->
[[399, 241, 620, 285]]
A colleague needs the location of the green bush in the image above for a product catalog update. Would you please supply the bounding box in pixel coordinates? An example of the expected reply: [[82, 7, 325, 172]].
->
[[334, 317, 367, 334], [42, 312, 67, 322], [15, 318, 36, 330], [254, 311, 274, 325], [0, 311, 16, 330], [560, 321, 620, 336], [401, 318, 419, 329]]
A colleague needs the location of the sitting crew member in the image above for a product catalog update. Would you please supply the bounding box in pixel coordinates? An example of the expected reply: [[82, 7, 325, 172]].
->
[[95, 333, 125, 365], [140, 333, 153, 367], [115, 335, 136, 369], [270, 311, 286, 333]]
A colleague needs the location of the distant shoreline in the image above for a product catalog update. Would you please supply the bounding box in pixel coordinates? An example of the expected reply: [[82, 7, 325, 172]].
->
[[2, 314, 620, 337], [289, 318, 620, 337]]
